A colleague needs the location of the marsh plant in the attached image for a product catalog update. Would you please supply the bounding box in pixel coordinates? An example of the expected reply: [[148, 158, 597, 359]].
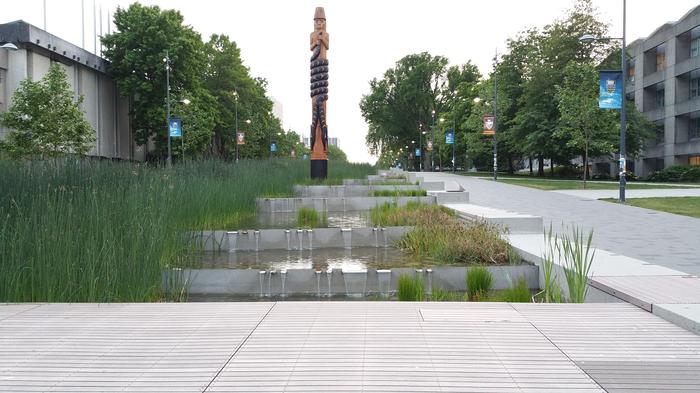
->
[[397, 274, 424, 301], [296, 207, 327, 228], [466, 267, 493, 301], [376, 202, 516, 266], [539, 225, 594, 303], [0, 158, 374, 302], [371, 189, 427, 197], [538, 226, 563, 303], [496, 278, 532, 302]]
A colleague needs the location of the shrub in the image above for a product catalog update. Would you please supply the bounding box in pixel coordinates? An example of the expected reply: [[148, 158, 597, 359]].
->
[[429, 287, 464, 301], [397, 274, 424, 301], [466, 267, 493, 301], [497, 278, 532, 302], [646, 165, 700, 182]]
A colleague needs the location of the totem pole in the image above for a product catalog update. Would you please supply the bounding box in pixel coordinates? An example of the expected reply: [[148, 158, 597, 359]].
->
[[309, 7, 329, 180]]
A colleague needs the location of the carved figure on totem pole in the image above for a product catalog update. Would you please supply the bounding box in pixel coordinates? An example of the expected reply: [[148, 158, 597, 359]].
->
[[309, 6, 329, 179]]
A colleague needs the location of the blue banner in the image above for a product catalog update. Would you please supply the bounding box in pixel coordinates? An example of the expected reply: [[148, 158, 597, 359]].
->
[[270, 142, 277, 152], [168, 117, 182, 137], [445, 129, 454, 145], [415, 148, 421, 157], [599, 70, 622, 109]]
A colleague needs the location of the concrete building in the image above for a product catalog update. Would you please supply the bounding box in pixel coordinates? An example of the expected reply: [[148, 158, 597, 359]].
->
[[624, 5, 700, 177], [0, 21, 137, 160]]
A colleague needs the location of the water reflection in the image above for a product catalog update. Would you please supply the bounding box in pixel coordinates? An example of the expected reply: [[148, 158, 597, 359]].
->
[[256, 211, 372, 229], [195, 247, 426, 271]]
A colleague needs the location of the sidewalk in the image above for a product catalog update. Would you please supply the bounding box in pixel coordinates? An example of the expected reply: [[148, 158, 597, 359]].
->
[[553, 187, 700, 199], [417, 172, 700, 276]]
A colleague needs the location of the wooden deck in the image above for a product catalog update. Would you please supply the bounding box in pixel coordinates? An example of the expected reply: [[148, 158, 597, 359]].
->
[[1, 302, 699, 392]]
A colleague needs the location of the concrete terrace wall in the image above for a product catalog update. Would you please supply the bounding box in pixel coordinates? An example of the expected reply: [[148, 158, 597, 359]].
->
[[293, 184, 423, 197], [166, 265, 539, 297], [256, 196, 437, 214], [194, 227, 412, 252]]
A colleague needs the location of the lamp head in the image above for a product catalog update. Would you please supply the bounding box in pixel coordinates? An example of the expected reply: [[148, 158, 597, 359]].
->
[[1, 43, 18, 50], [579, 34, 597, 44]]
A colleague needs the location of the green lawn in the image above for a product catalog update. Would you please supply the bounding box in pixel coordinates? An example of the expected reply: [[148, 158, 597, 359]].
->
[[603, 197, 700, 218], [496, 178, 698, 190]]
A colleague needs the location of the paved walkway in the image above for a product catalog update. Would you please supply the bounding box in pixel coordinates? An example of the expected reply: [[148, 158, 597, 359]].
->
[[553, 187, 700, 199], [2, 302, 700, 392], [418, 172, 700, 276]]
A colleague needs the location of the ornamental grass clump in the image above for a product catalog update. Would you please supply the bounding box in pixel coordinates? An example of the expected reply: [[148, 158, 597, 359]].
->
[[466, 267, 493, 301], [497, 278, 532, 303], [397, 274, 424, 301], [371, 189, 427, 197], [296, 207, 327, 228]]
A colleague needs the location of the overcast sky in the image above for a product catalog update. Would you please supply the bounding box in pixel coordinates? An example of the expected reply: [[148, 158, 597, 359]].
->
[[4, 0, 699, 162]]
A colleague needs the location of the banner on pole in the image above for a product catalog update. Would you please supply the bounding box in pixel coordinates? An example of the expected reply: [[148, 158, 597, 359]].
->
[[169, 117, 182, 138], [236, 132, 245, 145], [270, 142, 277, 152], [599, 70, 622, 109], [482, 116, 495, 136], [415, 148, 421, 157], [445, 130, 454, 145], [426, 140, 433, 151]]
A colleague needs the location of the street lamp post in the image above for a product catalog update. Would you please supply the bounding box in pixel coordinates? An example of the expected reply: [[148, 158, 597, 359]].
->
[[163, 51, 172, 167], [431, 110, 436, 171], [580, 0, 627, 203], [493, 52, 498, 182], [268, 111, 273, 159], [233, 91, 239, 162], [418, 123, 423, 172]]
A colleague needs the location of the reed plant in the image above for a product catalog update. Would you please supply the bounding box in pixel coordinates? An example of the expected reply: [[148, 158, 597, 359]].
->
[[397, 274, 424, 301], [371, 189, 427, 197], [559, 226, 595, 303], [296, 207, 327, 228], [466, 267, 493, 301], [496, 278, 532, 302], [0, 158, 374, 302]]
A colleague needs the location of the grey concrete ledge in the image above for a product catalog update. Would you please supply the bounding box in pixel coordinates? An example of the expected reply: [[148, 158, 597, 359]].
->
[[294, 184, 423, 198], [654, 304, 700, 335], [256, 195, 436, 213], [165, 264, 539, 297], [429, 191, 469, 204], [446, 203, 543, 234], [193, 227, 411, 251]]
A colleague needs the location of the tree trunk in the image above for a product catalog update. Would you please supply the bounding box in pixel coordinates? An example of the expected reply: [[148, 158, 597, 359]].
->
[[551, 160, 555, 178], [538, 155, 544, 177], [583, 145, 588, 190], [529, 157, 533, 176], [508, 155, 514, 174]]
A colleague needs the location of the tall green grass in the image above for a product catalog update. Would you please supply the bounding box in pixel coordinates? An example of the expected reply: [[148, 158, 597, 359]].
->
[[296, 207, 327, 228], [466, 267, 493, 301], [371, 189, 427, 197], [397, 274, 424, 301], [0, 158, 374, 302]]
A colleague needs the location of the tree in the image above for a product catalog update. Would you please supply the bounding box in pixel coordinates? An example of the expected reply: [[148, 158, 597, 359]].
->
[[327, 144, 348, 162], [102, 4, 205, 159], [0, 63, 93, 158], [556, 62, 617, 187], [170, 88, 218, 158], [510, 0, 610, 175], [360, 52, 481, 167]]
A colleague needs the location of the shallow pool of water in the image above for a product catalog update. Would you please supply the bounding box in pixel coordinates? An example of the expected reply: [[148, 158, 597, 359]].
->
[[256, 211, 372, 229], [194, 247, 427, 271]]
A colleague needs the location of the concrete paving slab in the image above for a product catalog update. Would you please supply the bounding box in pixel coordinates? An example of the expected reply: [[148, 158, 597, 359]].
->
[[445, 203, 544, 233], [589, 275, 700, 311], [654, 303, 700, 335]]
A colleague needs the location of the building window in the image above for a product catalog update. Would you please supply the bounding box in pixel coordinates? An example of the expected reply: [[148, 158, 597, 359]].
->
[[655, 88, 665, 108], [656, 52, 666, 71], [692, 38, 700, 58], [690, 156, 700, 166], [692, 78, 700, 99], [690, 117, 700, 140], [655, 122, 665, 145], [628, 64, 635, 82]]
